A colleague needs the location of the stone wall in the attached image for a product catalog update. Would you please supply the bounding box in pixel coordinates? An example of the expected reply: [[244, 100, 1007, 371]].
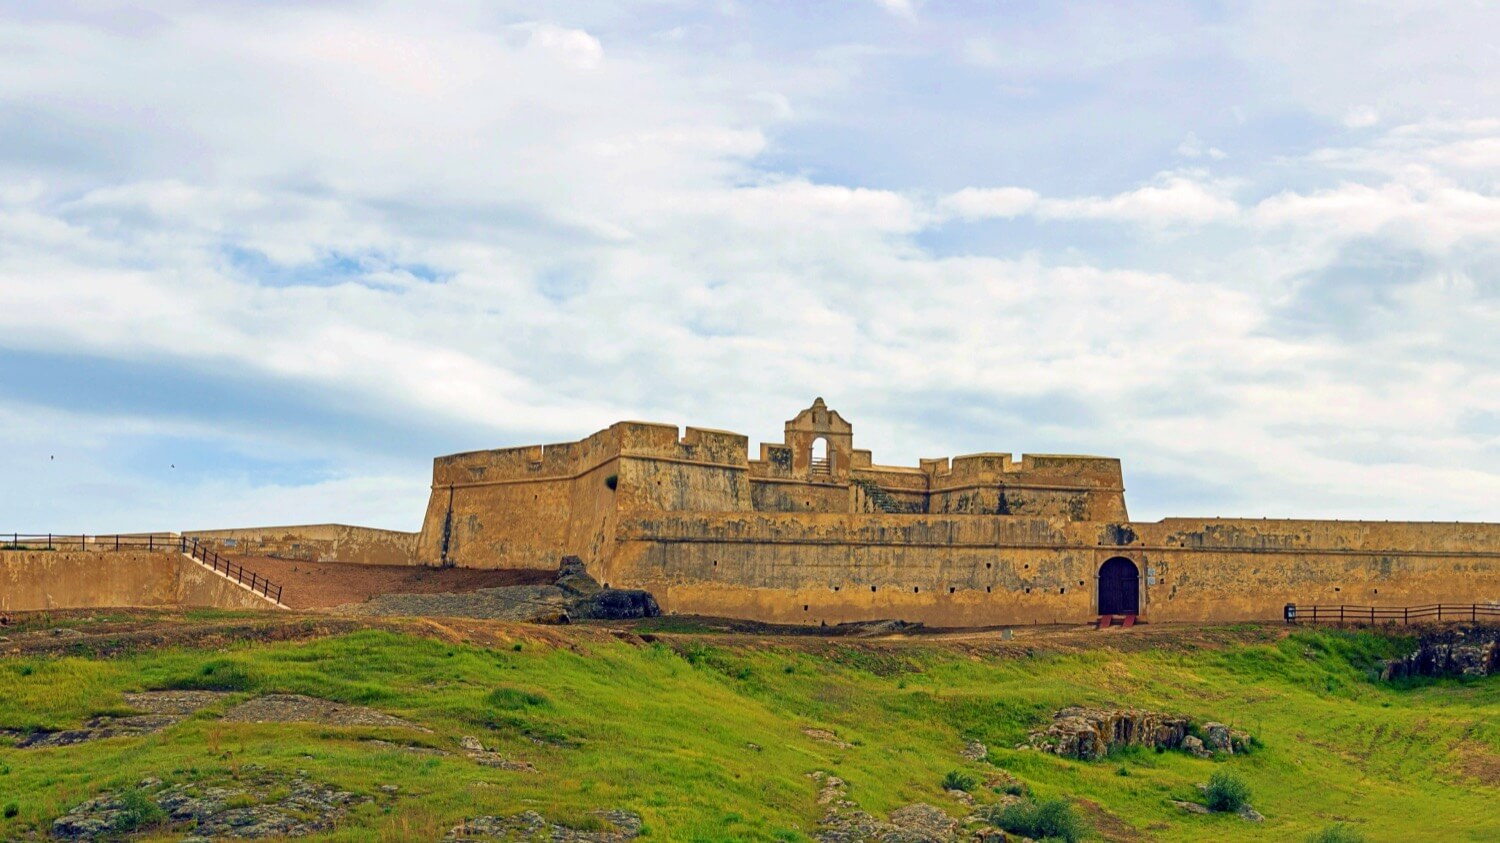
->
[[601, 514, 1500, 626], [0, 551, 281, 612], [185, 525, 419, 567]]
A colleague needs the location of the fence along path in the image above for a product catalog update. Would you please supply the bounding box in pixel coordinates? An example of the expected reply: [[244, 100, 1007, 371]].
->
[[3, 533, 285, 606], [1291, 603, 1499, 625]]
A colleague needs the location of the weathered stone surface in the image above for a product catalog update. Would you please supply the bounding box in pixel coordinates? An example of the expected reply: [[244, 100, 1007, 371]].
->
[[123, 690, 229, 715], [1027, 707, 1190, 760], [52, 770, 370, 841], [8, 714, 182, 749], [458, 735, 538, 772], [1181, 736, 1211, 759], [804, 727, 854, 748], [1382, 625, 1500, 680], [444, 809, 641, 841], [809, 771, 972, 843], [1201, 722, 1232, 754], [959, 739, 987, 762], [222, 694, 428, 731]]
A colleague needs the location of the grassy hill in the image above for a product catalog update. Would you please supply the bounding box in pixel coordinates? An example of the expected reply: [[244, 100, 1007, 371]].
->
[[0, 613, 1495, 841]]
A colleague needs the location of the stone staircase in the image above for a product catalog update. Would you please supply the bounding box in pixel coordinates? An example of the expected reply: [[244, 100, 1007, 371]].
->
[[852, 478, 906, 514]]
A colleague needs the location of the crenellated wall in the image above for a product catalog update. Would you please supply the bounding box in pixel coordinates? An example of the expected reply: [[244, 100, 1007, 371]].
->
[[408, 400, 1500, 626], [600, 514, 1500, 626]]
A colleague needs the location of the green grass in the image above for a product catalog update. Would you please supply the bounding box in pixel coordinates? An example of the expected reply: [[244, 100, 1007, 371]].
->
[[0, 624, 1495, 842]]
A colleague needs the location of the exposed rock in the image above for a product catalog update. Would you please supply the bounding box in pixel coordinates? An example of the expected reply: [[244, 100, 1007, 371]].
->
[[888, 804, 959, 840], [959, 740, 987, 762], [1382, 624, 1500, 680], [1201, 722, 1232, 754], [52, 771, 370, 840], [5, 690, 232, 749], [1237, 804, 1265, 822], [362, 738, 448, 756], [1172, 799, 1211, 815], [577, 588, 661, 621], [1027, 707, 1189, 760], [458, 735, 538, 772], [809, 772, 965, 842], [554, 556, 603, 597], [1026, 707, 1253, 761], [8, 714, 182, 749], [1181, 736, 1211, 759], [804, 727, 854, 748], [222, 694, 429, 731], [445, 809, 641, 841], [123, 690, 229, 715]]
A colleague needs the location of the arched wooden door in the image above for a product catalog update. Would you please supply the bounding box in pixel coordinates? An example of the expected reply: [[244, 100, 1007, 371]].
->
[[1098, 557, 1140, 615]]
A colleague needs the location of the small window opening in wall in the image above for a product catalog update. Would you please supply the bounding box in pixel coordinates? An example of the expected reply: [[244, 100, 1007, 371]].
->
[[871, 585, 877, 592], [949, 586, 956, 594], [985, 586, 991, 593], [913, 586, 920, 593], [1079, 580, 1085, 586], [1025, 587, 1031, 594], [1334, 587, 1341, 592], [986, 562, 992, 569], [712, 560, 718, 567], [1373, 588, 1379, 594], [1024, 564, 1029, 569], [1059, 587, 1066, 594], [804, 605, 809, 611]]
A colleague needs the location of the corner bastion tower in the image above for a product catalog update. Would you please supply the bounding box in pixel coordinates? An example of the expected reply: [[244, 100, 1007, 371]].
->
[[415, 400, 1500, 626]]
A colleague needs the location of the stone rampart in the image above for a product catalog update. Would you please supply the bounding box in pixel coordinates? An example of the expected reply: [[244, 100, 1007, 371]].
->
[[1, 551, 281, 612], [602, 513, 1500, 626], [185, 525, 419, 566]]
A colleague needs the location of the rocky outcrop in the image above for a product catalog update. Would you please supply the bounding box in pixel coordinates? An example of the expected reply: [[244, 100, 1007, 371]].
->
[[53, 769, 369, 841], [1382, 624, 1500, 680], [445, 809, 641, 841], [458, 735, 538, 772], [809, 772, 966, 843], [4, 691, 228, 749], [222, 694, 429, 731], [1026, 707, 1250, 760], [1026, 707, 1188, 760]]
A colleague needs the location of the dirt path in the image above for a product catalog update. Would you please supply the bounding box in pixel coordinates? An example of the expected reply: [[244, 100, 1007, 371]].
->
[[229, 557, 553, 610]]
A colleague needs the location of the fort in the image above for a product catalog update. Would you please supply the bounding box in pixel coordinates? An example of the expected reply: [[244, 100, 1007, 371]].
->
[[406, 399, 1500, 626], [6, 399, 1499, 624]]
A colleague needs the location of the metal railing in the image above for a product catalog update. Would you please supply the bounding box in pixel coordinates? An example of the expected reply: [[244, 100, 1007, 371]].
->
[[3, 533, 283, 604], [1288, 603, 1500, 625]]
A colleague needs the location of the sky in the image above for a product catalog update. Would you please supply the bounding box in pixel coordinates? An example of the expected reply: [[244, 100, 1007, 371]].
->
[[3, 0, 1500, 532]]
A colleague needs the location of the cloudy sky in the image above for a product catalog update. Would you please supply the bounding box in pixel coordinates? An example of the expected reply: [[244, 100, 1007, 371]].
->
[[4, 1, 1500, 532]]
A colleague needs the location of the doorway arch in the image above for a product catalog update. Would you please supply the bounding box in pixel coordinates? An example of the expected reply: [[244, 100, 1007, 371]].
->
[[1097, 557, 1140, 615]]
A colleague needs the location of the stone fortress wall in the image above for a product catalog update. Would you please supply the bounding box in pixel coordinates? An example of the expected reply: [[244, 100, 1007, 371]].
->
[[185, 524, 419, 567], [0, 550, 282, 613], [414, 400, 1500, 626]]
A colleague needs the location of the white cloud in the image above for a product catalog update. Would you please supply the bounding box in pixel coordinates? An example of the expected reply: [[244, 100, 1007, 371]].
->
[[1343, 105, 1381, 128], [873, 0, 918, 21], [1175, 132, 1227, 160], [936, 187, 1039, 220], [3, 1, 1500, 531]]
